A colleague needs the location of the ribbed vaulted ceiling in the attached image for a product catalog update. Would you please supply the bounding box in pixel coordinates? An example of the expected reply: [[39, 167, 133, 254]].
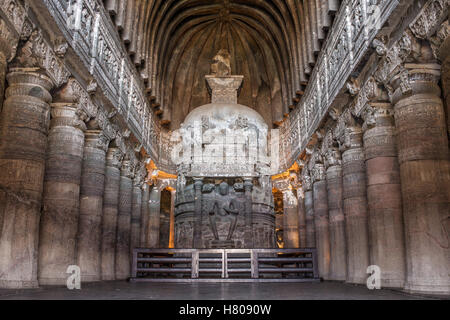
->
[[103, 0, 339, 129]]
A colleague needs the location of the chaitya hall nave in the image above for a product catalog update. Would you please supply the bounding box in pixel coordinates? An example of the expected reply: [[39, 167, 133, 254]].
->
[[0, 0, 448, 300]]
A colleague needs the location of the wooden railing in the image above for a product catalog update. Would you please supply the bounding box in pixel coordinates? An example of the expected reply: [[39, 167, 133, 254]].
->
[[130, 248, 319, 282]]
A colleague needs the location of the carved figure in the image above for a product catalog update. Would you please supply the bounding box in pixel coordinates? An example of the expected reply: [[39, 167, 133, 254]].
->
[[208, 182, 239, 241], [210, 49, 232, 76]]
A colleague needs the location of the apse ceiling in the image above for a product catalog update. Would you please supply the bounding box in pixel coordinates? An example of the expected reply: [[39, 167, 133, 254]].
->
[[104, 0, 337, 129]]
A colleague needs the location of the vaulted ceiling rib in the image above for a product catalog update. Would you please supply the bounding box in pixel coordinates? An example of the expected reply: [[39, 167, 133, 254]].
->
[[103, 0, 338, 129]]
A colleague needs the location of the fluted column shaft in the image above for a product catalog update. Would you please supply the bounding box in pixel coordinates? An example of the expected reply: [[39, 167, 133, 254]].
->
[[304, 189, 315, 248], [313, 164, 331, 279], [115, 160, 133, 280], [326, 163, 347, 281], [363, 102, 405, 288], [101, 148, 122, 280], [140, 184, 150, 247], [147, 186, 161, 248], [0, 51, 6, 111], [130, 180, 142, 254], [39, 103, 86, 285], [440, 36, 450, 135], [342, 129, 370, 284], [77, 130, 107, 282], [391, 63, 449, 295], [297, 188, 307, 248], [0, 69, 53, 288], [282, 189, 300, 248], [169, 189, 176, 248]]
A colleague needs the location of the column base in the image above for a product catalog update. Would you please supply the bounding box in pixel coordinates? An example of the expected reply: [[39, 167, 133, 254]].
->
[[381, 279, 404, 289], [101, 275, 116, 281], [80, 275, 101, 283], [345, 277, 367, 285], [329, 274, 347, 282], [38, 278, 68, 286], [115, 274, 130, 281], [404, 281, 450, 296], [0, 279, 39, 289]]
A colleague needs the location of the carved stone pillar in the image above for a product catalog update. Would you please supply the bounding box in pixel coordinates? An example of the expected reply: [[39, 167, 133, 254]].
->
[[77, 130, 108, 282], [115, 160, 134, 280], [0, 28, 16, 111], [274, 179, 300, 249], [38, 102, 86, 285], [324, 145, 347, 281], [0, 69, 53, 288], [312, 162, 331, 280], [363, 102, 405, 288], [0, 51, 6, 110], [439, 32, 450, 135], [390, 62, 449, 295], [130, 176, 143, 254], [140, 183, 150, 247], [169, 189, 176, 248], [100, 147, 123, 281], [243, 178, 254, 248], [193, 178, 204, 248], [340, 117, 370, 285], [297, 186, 307, 248], [302, 168, 315, 247], [147, 185, 161, 248]]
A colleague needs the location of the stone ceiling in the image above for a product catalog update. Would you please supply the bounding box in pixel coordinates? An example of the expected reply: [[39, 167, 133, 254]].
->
[[103, 0, 337, 129]]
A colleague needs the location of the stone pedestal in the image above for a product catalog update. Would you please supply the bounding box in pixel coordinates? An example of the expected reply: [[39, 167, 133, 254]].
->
[[326, 164, 347, 281], [391, 63, 449, 295], [115, 160, 133, 280], [147, 186, 161, 248], [140, 184, 150, 247], [38, 103, 86, 285], [130, 181, 142, 253], [282, 189, 299, 248], [342, 129, 370, 285], [77, 130, 108, 282], [312, 164, 331, 280], [363, 102, 405, 288], [297, 188, 307, 248], [0, 69, 53, 288], [101, 148, 122, 281]]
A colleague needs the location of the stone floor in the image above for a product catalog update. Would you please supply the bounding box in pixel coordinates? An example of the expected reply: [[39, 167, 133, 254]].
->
[[0, 281, 444, 300]]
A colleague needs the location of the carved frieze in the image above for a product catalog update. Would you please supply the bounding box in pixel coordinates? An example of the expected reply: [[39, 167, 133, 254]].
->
[[43, 0, 160, 162]]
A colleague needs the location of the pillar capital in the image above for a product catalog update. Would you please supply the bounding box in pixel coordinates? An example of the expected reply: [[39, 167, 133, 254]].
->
[[437, 22, 450, 62], [106, 147, 124, 169], [121, 159, 135, 179], [389, 63, 441, 104], [361, 102, 394, 132], [301, 166, 312, 191], [84, 130, 110, 153], [321, 130, 341, 169], [334, 109, 363, 152], [312, 163, 326, 182], [49, 103, 87, 131], [6, 68, 53, 103], [133, 162, 147, 188]]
